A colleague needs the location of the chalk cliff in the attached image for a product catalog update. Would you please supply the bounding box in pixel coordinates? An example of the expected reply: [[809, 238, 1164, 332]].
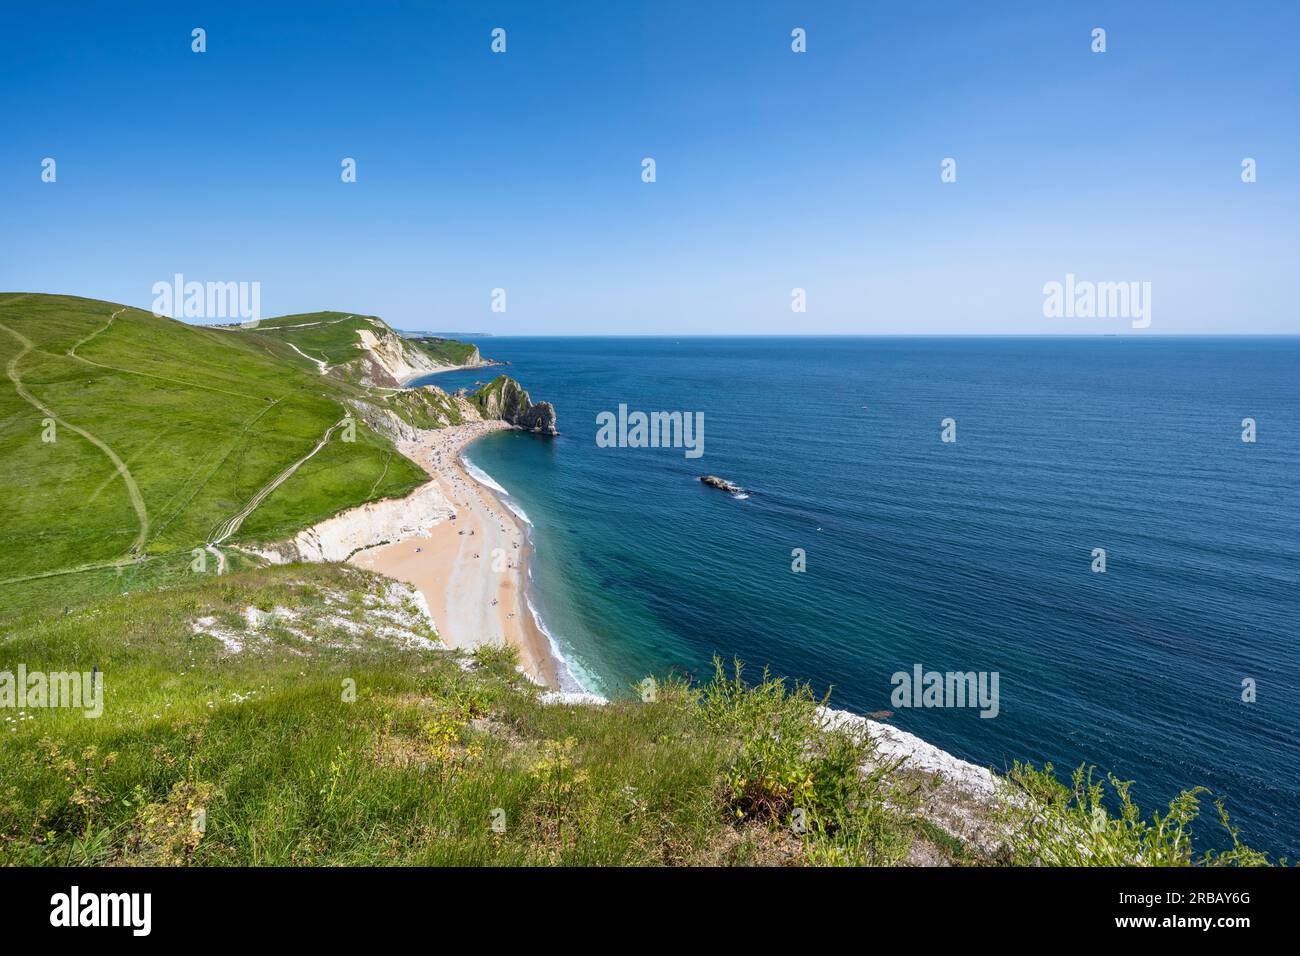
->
[[246, 476, 454, 564], [353, 326, 443, 386]]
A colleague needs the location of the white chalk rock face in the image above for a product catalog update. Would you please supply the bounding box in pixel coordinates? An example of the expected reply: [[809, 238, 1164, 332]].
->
[[817, 706, 999, 797], [251, 478, 454, 564], [354, 327, 442, 384]]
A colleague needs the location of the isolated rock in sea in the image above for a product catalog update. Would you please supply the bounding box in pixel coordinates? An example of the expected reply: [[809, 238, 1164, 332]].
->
[[472, 375, 559, 435], [699, 475, 743, 494]]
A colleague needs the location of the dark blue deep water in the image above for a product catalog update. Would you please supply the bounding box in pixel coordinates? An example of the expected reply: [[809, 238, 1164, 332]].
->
[[413, 337, 1300, 858]]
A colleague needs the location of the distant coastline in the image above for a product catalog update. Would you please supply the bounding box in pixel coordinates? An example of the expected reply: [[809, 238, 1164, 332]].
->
[[399, 358, 504, 386]]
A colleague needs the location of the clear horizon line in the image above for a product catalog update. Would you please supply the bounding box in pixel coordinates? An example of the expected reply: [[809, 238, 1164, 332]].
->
[[390, 332, 1300, 338]]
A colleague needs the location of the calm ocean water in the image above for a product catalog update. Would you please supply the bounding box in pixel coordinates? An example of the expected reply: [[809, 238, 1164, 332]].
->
[[412, 337, 1300, 858]]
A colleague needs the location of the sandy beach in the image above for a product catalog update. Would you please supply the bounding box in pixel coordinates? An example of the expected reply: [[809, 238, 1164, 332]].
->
[[350, 420, 560, 687]]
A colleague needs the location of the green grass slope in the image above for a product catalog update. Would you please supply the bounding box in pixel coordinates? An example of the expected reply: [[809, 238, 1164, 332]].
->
[[0, 563, 1271, 866], [0, 563, 943, 865], [0, 294, 426, 618]]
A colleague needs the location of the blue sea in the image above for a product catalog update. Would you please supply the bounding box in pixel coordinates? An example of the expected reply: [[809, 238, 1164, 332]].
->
[[412, 337, 1300, 859]]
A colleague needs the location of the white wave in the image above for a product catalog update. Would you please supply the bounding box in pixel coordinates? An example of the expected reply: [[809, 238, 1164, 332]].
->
[[460, 449, 600, 696], [525, 593, 603, 696], [460, 451, 597, 695], [461, 453, 532, 524], [459, 455, 509, 495]]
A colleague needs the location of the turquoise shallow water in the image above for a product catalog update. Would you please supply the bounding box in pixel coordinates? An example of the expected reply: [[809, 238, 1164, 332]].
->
[[412, 337, 1300, 858]]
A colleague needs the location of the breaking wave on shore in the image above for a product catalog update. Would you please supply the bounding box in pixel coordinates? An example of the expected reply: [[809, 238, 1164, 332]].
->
[[461, 448, 595, 695]]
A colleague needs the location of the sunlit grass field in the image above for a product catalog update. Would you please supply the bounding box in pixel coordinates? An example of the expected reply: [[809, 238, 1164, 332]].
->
[[0, 294, 424, 617]]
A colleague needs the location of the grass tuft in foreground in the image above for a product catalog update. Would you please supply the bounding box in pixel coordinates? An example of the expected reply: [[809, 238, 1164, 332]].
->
[[997, 763, 1278, 867]]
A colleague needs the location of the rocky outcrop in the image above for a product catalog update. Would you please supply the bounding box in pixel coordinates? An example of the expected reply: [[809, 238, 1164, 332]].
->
[[360, 374, 556, 437], [472, 376, 559, 435], [513, 400, 557, 435], [347, 400, 422, 444], [818, 707, 997, 797], [699, 475, 743, 494]]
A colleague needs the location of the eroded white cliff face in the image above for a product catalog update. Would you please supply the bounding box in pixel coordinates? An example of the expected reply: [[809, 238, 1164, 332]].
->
[[247, 477, 453, 564], [354, 327, 442, 384]]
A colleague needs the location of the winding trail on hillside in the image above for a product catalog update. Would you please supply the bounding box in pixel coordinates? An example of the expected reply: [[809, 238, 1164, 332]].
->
[[214, 314, 361, 375], [204, 545, 226, 576], [68, 306, 127, 357], [0, 557, 137, 586], [256, 314, 360, 331], [147, 398, 284, 544], [86, 428, 168, 505], [286, 342, 330, 374], [207, 417, 348, 556], [0, 321, 150, 558], [260, 314, 359, 374]]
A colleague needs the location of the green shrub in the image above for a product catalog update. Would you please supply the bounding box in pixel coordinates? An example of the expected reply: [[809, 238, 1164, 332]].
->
[[700, 658, 914, 865], [1000, 762, 1276, 866]]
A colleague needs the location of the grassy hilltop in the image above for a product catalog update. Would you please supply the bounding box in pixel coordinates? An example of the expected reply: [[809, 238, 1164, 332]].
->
[[0, 294, 491, 617], [250, 312, 391, 369]]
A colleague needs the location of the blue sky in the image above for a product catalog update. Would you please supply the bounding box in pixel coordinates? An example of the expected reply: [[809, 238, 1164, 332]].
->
[[2, 1, 1296, 334]]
